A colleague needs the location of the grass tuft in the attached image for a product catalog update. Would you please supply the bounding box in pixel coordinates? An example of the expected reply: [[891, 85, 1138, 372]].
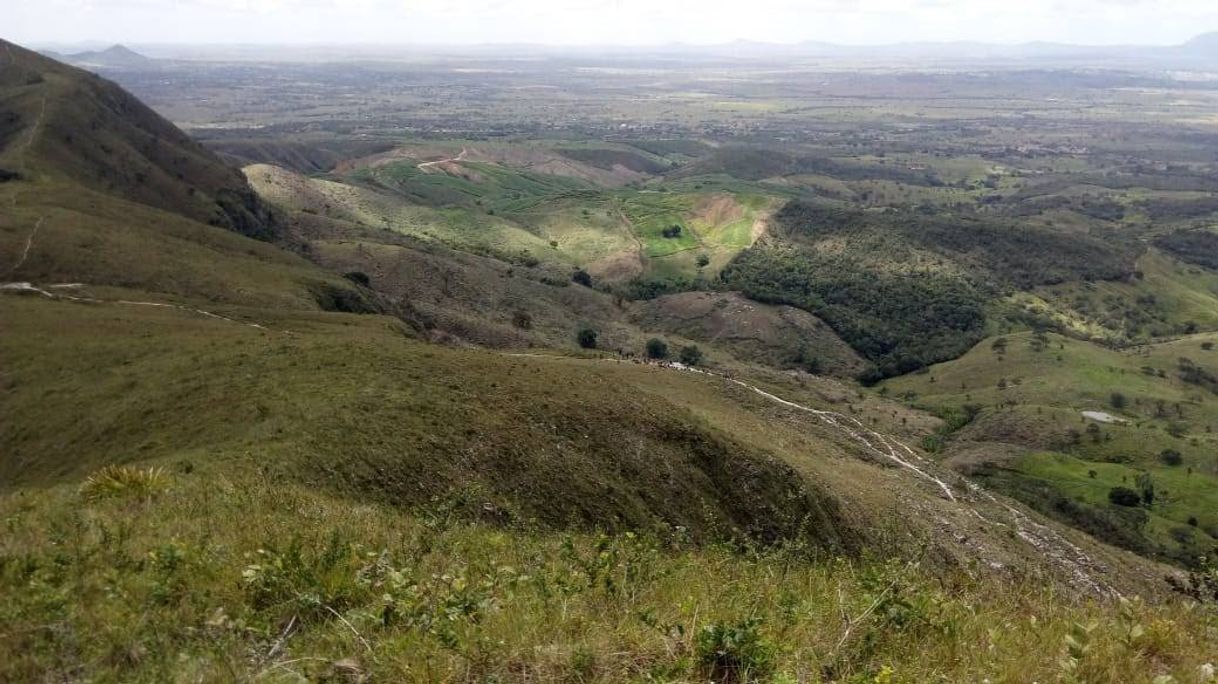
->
[[79, 464, 169, 502]]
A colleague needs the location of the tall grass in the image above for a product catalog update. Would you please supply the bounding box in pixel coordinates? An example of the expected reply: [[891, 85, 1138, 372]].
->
[[2, 468, 1216, 682], [78, 464, 169, 501]]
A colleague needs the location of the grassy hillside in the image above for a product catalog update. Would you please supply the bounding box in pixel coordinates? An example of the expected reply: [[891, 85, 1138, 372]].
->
[[250, 161, 775, 285], [0, 296, 855, 547], [5, 472, 1216, 682], [5, 39, 1218, 682], [1023, 249, 1218, 343], [630, 291, 866, 378], [884, 330, 1218, 566], [0, 40, 275, 240]]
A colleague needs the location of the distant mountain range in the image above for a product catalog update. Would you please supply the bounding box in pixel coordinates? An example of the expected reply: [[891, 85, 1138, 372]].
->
[[40, 44, 154, 69], [32, 33, 1218, 69]]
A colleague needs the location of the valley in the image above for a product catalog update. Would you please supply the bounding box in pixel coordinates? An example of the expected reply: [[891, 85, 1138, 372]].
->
[[4, 33, 1218, 681]]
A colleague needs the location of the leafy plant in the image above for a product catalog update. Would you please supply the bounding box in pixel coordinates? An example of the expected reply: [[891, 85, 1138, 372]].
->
[[679, 344, 703, 366], [79, 464, 168, 501], [696, 617, 775, 682]]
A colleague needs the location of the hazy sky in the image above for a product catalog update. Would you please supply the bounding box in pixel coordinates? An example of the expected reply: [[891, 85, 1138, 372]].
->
[[8, 0, 1218, 47]]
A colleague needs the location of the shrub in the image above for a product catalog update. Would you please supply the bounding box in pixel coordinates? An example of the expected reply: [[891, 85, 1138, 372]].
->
[[1110, 392, 1128, 410], [645, 338, 669, 360], [1108, 487, 1141, 507], [511, 310, 533, 330], [1133, 472, 1157, 507], [679, 345, 703, 366], [572, 269, 593, 287], [1160, 449, 1183, 467], [695, 617, 775, 682], [661, 224, 683, 238], [577, 327, 598, 349], [696, 253, 711, 268], [80, 464, 169, 501], [342, 271, 371, 287]]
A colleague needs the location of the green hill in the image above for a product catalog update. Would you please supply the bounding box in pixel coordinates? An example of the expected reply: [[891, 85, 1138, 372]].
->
[[884, 329, 1218, 566], [2, 39, 1217, 682]]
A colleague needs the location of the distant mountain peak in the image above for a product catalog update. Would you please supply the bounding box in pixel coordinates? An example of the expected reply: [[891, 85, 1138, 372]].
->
[[99, 44, 143, 56], [68, 43, 153, 67]]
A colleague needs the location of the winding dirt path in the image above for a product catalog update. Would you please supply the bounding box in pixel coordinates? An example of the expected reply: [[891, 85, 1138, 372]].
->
[[0, 281, 270, 331], [5, 94, 48, 278], [502, 351, 1117, 596], [416, 147, 470, 172]]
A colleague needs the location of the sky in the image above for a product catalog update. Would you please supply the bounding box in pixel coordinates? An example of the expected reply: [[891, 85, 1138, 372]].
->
[[8, 0, 1218, 47]]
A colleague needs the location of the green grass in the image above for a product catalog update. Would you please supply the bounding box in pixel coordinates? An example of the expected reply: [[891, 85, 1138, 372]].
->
[[1016, 452, 1218, 538], [251, 162, 775, 282], [0, 295, 863, 549], [1029, 250, 1218, 342], [3, 472, 1216, 683], [619, 193, 702, 258], [883, 330, 1218, 563]]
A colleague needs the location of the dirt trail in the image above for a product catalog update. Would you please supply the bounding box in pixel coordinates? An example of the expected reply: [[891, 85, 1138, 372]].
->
[[1, 282, 271, 331], [416, 147, 470, 172], [502, 351, 1117, 597], [6, 94, 48, 277]]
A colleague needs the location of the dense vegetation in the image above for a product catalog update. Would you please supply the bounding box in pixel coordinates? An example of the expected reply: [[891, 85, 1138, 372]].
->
[[1155, 229, 1218, 271], [721, 244, 987, 378], [773, 202, 1135, 289], [718, 201, 1138, 378]]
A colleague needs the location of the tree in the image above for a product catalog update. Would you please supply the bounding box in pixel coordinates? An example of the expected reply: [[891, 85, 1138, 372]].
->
[[696, 253, 710, 269], [572, 269, 593, 287], [679, 345, 703, 366], [1108, 486, 1141, 507], [576, 327, 598, 349], [645, 338, 669, 360], [1159, 449, 1183, 467], [1135, 472, 1155, 507], [661, 224, 683, 238], [1109, 392, 1127, 410]]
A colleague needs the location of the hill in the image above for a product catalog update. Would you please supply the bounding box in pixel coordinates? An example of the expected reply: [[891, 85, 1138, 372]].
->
[[1, 40, 273, 241], [65, 44, 154, 68], [720, 201, 1138, 378], [0, 39, 320, 307], [2, 39, 1217, 681], [884, 329, 1218, 567]]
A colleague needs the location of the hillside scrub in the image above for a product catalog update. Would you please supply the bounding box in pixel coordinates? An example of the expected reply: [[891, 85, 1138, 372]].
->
[[721, 243, 987, 377], [3, 475, 1217, 683], [772, 202, 1136, 289], [718, 200, 1137, 377], [1154, 229, 1218, 271]]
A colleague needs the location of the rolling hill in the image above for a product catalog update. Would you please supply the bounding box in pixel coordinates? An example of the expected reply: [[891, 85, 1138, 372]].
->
[[3, 38, 1217, 681]]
